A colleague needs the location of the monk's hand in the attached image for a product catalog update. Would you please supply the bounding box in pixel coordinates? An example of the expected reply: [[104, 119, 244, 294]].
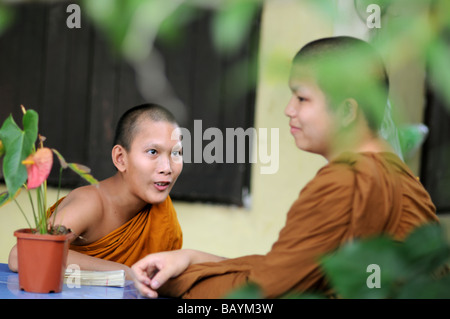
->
[[131, 249, 191, 298]]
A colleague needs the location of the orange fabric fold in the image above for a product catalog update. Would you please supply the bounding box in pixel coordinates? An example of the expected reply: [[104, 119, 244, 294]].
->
[[47, 196, 182, 267], [158, 152, 438, 299]]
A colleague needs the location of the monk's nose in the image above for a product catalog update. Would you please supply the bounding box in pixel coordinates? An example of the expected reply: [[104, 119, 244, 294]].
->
[[158, 156, 172, 175], [285, 96, 297, 118]]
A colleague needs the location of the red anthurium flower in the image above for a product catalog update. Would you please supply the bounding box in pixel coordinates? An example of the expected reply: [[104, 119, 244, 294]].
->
[[22, 147, 53, 189]]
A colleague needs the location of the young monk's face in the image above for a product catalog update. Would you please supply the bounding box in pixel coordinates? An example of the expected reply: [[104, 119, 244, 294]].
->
[[285, 67, 339, 157], [124, 118, 183, 204]]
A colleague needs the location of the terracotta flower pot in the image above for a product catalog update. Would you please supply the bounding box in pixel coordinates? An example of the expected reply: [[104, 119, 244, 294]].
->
[[14, 228, 70, 293]]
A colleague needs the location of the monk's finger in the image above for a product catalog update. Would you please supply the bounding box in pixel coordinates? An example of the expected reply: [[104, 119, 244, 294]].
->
[[148, 266, 174, 290], [134, 270, 151, 286], [134, 279, 158, 298], [131, 262, 153, 286], [131, 263, 159, 298]]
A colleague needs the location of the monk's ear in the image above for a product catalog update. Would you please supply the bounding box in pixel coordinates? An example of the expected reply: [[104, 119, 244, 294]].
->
[[338, 98, 358, 128], [112, 145, 128, 172]]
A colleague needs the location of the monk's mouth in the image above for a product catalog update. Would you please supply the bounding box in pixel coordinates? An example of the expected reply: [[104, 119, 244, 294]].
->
[[154, 182, 170, 191]]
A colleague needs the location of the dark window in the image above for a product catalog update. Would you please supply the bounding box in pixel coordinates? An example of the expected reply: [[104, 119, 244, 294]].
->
[[421, 75, 450, 215], [0, 2, 261, 206]]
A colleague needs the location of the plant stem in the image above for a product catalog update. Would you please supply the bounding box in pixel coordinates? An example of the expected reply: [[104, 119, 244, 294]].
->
[[36, 185, 47, 234], [26, 187, 38, 229], [52, 166, 64, 233], [43, 181, 47, 210], [41, 184, 47, 234], [43, 181, 48, 231], [13, 198, 33, 230], [35, 187, 41, 232]]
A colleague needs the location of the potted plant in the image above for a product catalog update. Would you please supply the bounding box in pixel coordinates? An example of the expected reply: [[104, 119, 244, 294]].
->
[[0, 105, 98, 293]]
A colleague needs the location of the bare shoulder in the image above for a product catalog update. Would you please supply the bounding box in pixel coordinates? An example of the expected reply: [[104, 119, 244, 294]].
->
[[59, 185, 103, 213], [52, 185, 104, 234]]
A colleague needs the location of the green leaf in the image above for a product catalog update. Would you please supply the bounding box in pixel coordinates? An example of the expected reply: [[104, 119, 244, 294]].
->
[[224, 283, 263, 299], [157, 3, 200, 46], [0, 140, 4, 157], [120, 0, 183, 62], [396, 274, 450, 299], [0, 191, 10, 207], [398, 124, 429, 159], [320, 236, 408, 298], [280, 292, 326, 299], [0, 4, 15, 37], [401, 223, 450, 275], [81, 0, 135, 50], [0, 110, 38, 199], [52, 149, 98, 185], [211, 0, 260, 55], [427, 39, 450, 112], [82, 0, 182, 62], [320, 224, 450, 298], [52, 148, 68, 169], [67, 163, 99, 185]]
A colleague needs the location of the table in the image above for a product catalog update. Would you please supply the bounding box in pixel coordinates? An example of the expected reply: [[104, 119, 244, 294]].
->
[[0, 263, 142, 299]]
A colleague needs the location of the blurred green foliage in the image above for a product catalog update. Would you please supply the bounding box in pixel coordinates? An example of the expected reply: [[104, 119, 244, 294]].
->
[[210, 0, 261, 55], [0, 3, 14, 37], [0, 0, 448, 113], [321, 223, 450, 298], [79, 0, 262, 62], [81, 0, 184, 62], [79, 0, 450, 137], [226, 223, 450, 299], [225, 282, 264, 299]]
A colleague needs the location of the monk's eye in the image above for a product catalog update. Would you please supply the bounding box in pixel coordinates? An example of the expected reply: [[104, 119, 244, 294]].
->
[[172, 150, 182, 157], [147, 149, 157, 155]]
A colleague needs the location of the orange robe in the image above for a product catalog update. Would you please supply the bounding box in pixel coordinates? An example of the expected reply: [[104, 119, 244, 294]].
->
[[47, 196, 182, 267], [158, 152, 438, 298]]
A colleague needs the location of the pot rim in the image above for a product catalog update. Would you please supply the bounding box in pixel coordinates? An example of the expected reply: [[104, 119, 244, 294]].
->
[[14, 228, 71, 241]]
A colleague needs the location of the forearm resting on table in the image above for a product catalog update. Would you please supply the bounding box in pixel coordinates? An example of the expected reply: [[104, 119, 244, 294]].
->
[[66, 250, 133, 279], [8, 245, 18, 272]]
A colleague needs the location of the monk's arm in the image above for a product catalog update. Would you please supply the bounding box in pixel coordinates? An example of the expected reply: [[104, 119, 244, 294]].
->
[[66, 250, 133, 280], [8, 245, 18, 272], [185, 249, 226, 265], [131, 249, 226, 298]]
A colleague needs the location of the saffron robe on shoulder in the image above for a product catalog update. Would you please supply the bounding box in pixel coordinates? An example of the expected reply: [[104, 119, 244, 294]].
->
[[47, 196, 182, 267], [158, 152, 438, 299]]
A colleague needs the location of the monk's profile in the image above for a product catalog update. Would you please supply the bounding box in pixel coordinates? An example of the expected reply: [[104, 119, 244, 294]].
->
[[8, 104, 184, 279], [131, 36, 438, 298]]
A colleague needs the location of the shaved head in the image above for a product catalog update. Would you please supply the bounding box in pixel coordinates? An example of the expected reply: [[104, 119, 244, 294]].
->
[[291, 36, 389, 132], [113, 103, 178, 151]]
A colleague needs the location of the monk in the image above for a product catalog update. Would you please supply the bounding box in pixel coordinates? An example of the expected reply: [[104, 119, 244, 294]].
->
[[131, 36, 439, 298], [8, 104, 184, 279]]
